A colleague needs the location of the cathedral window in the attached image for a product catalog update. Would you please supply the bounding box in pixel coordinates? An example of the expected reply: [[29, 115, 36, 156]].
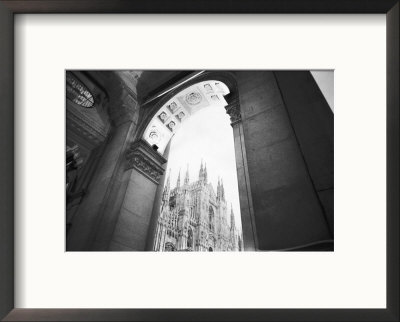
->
[[208, 206, 214, 230], [66, 73, 95, 108], [187, 228, 193, 248]]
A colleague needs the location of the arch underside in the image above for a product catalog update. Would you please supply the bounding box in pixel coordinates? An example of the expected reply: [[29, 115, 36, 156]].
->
[[142, 79, 231, 155]]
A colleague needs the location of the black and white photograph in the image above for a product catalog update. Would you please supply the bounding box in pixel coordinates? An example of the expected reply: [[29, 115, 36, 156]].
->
[[2, 4, 397, 319], [66, 70, 334, 252]]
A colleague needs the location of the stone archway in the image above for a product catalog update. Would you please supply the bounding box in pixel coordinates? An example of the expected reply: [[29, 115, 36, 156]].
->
[[66, 70, 333, 252], [123, 72, 259, 252]]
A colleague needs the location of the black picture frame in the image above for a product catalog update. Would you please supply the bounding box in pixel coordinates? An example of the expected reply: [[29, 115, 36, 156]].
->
[[0, 1, 398, 321]]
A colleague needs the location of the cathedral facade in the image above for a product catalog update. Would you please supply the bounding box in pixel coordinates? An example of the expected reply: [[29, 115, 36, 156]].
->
[[154, 162, 243, 251]]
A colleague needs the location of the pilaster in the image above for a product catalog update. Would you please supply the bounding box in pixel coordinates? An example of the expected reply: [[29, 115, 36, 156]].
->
[[109, 139, 167, 251], [224, 93, 258, 251]]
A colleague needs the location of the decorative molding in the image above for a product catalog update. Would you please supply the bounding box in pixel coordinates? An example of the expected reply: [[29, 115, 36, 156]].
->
[[166, 120, 176, 132], [125, 139, 167, 184], [224, 95, 242, 126], [66, 109, 109, 149], [67, 105, 109, 137], [135, 71, 240, 140], [148, 128, 161, 144], [166, 101, 179, 113]]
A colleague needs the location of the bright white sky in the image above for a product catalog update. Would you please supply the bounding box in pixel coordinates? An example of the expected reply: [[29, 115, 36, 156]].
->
[[311, 70, 334, 111], [165, 105, 242, 230]]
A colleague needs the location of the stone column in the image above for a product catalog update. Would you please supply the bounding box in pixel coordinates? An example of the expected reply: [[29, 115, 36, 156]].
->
[[144, 141, 171, 251], [67, 79, 140, 251], [225, 96, 258, 251], [235, 71, 332, 250], [66, 119, 137, 251], [108, 139, 167, 251]]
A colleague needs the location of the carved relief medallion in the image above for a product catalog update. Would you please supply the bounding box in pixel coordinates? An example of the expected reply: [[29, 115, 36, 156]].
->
[[185, 92, 202, 105]]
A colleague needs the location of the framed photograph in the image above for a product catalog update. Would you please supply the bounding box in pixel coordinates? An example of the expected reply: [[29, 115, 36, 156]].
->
[[0, 1, 398, 321]]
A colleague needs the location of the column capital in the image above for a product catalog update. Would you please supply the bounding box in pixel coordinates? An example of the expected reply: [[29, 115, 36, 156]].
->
[[224, 95, 242, 126], [125, 139, 167, 184]]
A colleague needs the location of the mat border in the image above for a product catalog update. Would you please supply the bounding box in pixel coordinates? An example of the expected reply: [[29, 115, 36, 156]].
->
[[0, 1, 398, 321]]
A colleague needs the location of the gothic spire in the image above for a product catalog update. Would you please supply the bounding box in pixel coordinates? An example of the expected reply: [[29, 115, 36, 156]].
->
[[176, 168, 181, 188], [230, 203, 235, 228], [184, 164, 190, 185], [217, 177, 221, 199], [162, 169, 171, 204], [204, 162, 208, 183], [199, 160, 203, 180], [221, 178, 225, 200]]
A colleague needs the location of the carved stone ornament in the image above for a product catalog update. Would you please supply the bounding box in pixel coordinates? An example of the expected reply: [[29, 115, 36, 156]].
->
[[148, 129, 161, 144], [185, 92, 202, 105], [167, 121, 176, 131], [224, 96, 242, 126], [204, 84, 212, 92], [125, 139, 167, 184], [167, 102, 178, 113], [177, 112, 185, 120], [158, 112, 168, 122]]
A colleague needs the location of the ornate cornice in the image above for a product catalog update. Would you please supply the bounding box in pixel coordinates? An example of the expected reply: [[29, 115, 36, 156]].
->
[[67, 105, 109, 137], [224, 94, 242, 126], [66, 109, 109, 147], [125, 139, 167, 184]]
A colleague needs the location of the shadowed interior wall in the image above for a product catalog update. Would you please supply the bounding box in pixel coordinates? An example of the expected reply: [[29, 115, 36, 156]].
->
[[66, 121, 137, 250], [274, 71, 334, 236], [235, 71, 332, 250], [66, 77, 141, 251]]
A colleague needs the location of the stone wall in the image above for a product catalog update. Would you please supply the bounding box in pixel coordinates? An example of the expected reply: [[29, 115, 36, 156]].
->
[[235, 71, 333, 250]]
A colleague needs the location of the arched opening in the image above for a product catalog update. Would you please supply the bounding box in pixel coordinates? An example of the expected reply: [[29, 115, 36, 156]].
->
[[208, 247, 213, 252], [145, 79, 244, 252]]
